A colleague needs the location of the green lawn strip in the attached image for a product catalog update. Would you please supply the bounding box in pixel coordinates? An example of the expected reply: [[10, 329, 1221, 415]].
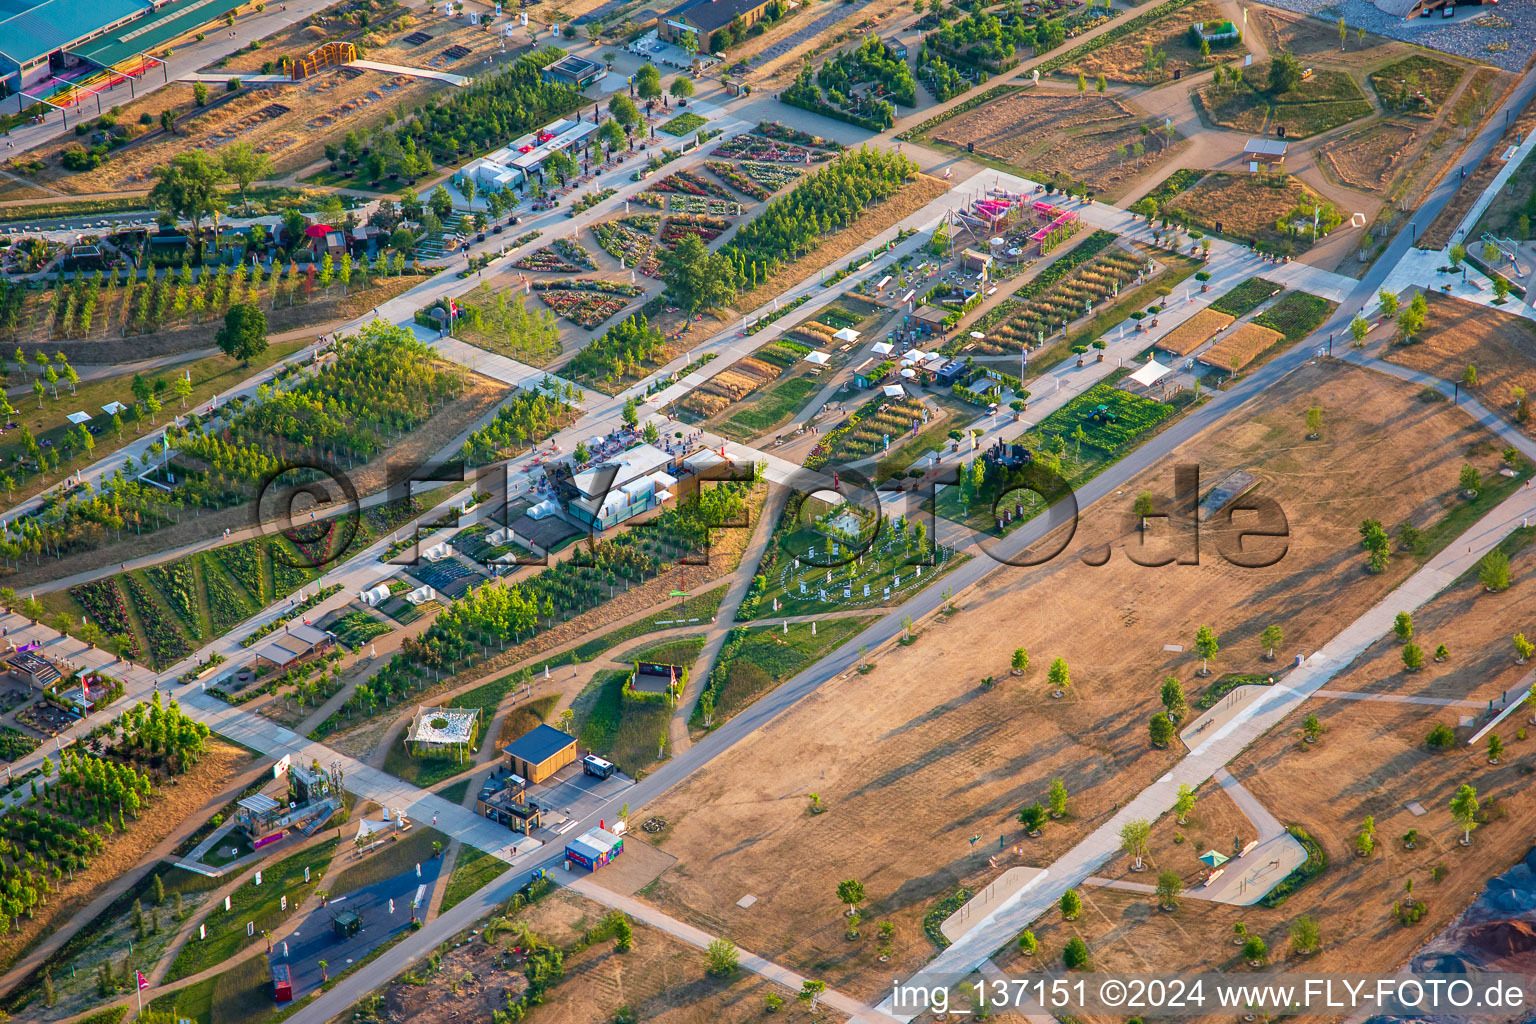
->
[[619, 634, 706, 668], [567, 585, 728, 661], [693, 617, 878, 729], [572, 669, 672, 775], [721, 375, 822, 439], [437, 778, 473, 805], [165, 840, 339, 982], [327, 828, 448, 895], [933, 376, 1186, 533], [1416, 454, 1533, 559], [1209, 277, 1284, 318], [150, 976, 215, 1024], [439, 844, 510, 913], [1139, 168, 1206, 208]]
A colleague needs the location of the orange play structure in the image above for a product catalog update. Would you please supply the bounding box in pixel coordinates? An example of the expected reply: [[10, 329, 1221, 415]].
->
[[284, 40, 356, 81]]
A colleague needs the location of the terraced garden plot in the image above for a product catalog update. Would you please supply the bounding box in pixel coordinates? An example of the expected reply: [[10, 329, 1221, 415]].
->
[[1060, 0, 1246, 85], [969, 244, 1146, 354], [1156, 307, 1234, 356], [1200, 321, 1284, 371], [812, 395, 930, 466], [925, 91, 1179, 194]]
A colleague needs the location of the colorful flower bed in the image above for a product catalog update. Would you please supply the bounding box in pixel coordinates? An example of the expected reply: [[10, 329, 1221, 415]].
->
[[634, 190, 667, 209], [713, 136, 818, 163], [660, 214, 732, 249], [739, 160, 804, 193], [531, 279, 646, 328], [622, 214, 661, 233], [552, 237, 598, 269], [754, 121, 844, 151], [652, 169, 733, 200], [666, 194, 736, 216], [657, 112, 708, 137], [70, 579, 142, 659], [513, 246, 585, 272], [705, 161, 771, 201], [591, 220, 662, 277]]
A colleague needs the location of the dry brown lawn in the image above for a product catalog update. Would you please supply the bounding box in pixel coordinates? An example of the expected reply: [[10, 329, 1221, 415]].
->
[[1061, 1, 1247, 84], [1383, 293, 1536, 437], [1319, 120, 1423, 194], [634, 361, 1512, 1002], [1202, 321, 1284, 370], [729, 174, 952, 316], [999, 541, 1536, 1016], [0, 740, 253, 974], [24, 69, 444, 192], [1165, 172, 1327, 248], [1251, 8, 1408, 59], [927, 91, 1182, 197], [380, 888, 834, 1024], [1157, 308, 1234, 356]]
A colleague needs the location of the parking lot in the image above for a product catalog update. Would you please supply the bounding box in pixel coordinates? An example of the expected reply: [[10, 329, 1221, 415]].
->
[[528, 761, 633, 835]]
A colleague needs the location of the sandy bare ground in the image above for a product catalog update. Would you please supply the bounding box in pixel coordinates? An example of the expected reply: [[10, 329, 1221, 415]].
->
[[631, 360, 1516, 1002]]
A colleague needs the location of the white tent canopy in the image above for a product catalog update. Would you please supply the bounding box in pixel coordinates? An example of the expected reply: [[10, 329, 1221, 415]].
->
[[101, 402, 125, 415], [883, 384, 906, 397], [1129, 358, 1174, 388], [871, 341, 894, 355], [833, 327, 860, 342], [66, 411, 91, 424], [803, 351, 830, 365]]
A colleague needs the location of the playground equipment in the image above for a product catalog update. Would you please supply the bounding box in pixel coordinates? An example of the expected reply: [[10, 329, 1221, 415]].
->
[[284, 41, 357, 81], [1480, 231, 1526, 277]]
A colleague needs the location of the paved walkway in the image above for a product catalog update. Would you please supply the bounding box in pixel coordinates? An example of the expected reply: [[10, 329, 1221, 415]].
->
[[349, 58, 470, 86]]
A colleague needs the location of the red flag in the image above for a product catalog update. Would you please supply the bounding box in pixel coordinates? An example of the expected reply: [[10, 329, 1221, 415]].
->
[[136, 970, 149, 991]]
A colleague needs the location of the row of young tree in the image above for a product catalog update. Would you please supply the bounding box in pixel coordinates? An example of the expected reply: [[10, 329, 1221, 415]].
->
[[458, 389, 575, 466], [564, 312, 670, 386], [174, 321, 464, 486]]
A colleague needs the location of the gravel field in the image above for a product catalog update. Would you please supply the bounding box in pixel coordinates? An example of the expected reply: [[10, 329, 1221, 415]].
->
[[1253, 0, 1534, 70]]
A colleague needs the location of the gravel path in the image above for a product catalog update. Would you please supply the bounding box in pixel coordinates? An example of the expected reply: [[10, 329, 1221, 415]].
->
[[1251, 0, 1535, 71]]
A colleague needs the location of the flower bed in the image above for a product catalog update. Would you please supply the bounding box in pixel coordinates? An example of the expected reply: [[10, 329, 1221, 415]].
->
[[513, 246, 585, 272], [215, 541, 265, 600], [539, 291, 631, 327], [591, 220, 662, 277], [658, 112, 708, 137], [69, 579, 142, 659], [660, 214, 731, 248], [551, 237, 598, 269], [755, 121, 844, 151], [634, 190, 668, 209], [652, 169, 734, 200], [569, 188, 616, 215], [706, 161, 771, 201], [712, 136, 818, 163], [622, 213, 660, 232], [145, 561, 202, 639], [666, 194, 736, 216], [739, 160, 803, 193]]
